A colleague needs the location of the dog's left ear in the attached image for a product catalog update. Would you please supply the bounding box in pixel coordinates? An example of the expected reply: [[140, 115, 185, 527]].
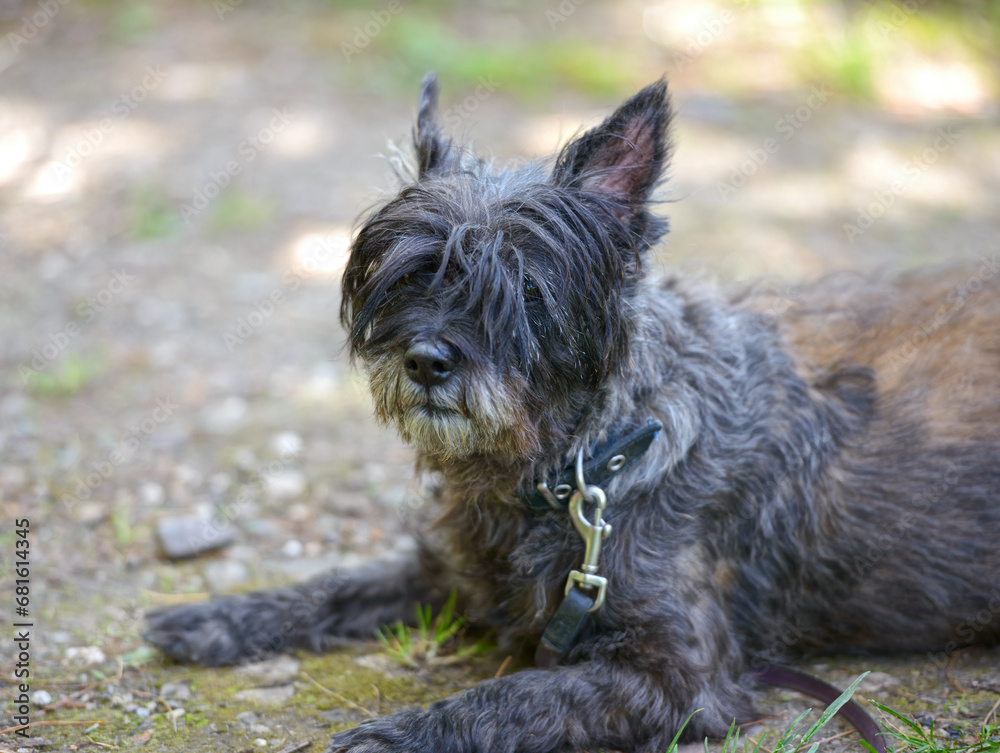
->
[[414, 72, 454, 178], [553, 80, 671, 216]]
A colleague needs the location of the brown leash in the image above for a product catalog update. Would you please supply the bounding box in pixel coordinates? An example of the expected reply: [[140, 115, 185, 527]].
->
[[756, 664, 887, 753]]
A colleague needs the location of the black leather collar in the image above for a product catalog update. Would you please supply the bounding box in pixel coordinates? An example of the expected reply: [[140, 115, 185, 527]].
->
[[518, 419, 663, 511]]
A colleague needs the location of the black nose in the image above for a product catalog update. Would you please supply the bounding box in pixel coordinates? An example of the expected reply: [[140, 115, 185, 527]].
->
[[404, 341, 459, 388]]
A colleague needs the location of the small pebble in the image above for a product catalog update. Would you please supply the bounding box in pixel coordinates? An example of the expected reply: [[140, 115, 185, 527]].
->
[[65, 646, 106, 666], [140, 481, 165, 505], [77, 502, 107, 526], [281, 539, 304, 558], [31, 689, 52, 706], [156, 514, 236, 560], [270, 431, 303, 457], [136, 707, 151, 719], [265, 469, 307, 501], [235, 685, 295, 705], [200, 396, 248, 434], [236, 656, 300, 686], [859, 671, 900, 693], [253, 738, 268, 747], [160, 682, 191, 701], [203, 559, 250, 592]]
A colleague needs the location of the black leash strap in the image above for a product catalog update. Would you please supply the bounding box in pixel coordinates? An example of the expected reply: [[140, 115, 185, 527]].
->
[[534, 587, 595, 667]]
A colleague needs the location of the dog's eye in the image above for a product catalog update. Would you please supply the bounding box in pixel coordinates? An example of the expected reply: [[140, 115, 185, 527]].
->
[[523, 276, 542, 305]]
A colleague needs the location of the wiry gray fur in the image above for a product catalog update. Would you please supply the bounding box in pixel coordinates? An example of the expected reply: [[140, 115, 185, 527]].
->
[[146, 75, 1000, 753]]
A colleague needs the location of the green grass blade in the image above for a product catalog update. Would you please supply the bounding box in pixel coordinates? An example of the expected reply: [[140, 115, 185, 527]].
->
[[662, 708, 702, 753], [435, 590, 457, 640], [775, 708, 813, 749], [795, 671, 869, 749], [868, 699, 925, 735]]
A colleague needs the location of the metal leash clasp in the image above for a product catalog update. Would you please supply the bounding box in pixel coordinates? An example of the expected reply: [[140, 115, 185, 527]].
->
[[564, 449, 612, 612]]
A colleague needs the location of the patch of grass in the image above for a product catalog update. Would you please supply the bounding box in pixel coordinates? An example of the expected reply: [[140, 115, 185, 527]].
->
[[207, 190, 275, 236], [870, 699, 1000, 752], [800, 33, 878, 101], [793, 0, 999, 102], [28, 352, 104, 397], [110, 505, 135, 547], [111, 2, 158, 42], [664, 673, 871, 753], [666, 673, 1000, 753], [129, 187, 179, 240], [376, 590, 491, 668], [334, 11, 638, 101], [122, 645, 160, 668]]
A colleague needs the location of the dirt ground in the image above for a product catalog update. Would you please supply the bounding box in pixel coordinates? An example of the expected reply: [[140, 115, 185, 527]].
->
[[1, 1, 1000, 752]]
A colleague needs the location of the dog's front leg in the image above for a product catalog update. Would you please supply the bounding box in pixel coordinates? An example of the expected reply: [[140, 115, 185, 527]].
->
[[145, 550, 449, 666], [328, 660, 720, 753]]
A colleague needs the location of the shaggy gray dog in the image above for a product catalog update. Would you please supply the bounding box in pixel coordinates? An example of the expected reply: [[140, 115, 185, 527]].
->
[[147, 76, 1000, 753]]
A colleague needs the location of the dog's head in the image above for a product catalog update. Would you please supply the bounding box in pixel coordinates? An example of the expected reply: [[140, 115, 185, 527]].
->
[[341, 75, 672, 463]]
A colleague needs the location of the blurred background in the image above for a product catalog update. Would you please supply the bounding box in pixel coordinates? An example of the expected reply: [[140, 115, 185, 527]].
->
[[1, 0, 999, 749]]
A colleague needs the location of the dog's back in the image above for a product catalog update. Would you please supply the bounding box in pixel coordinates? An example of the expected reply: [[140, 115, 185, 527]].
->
[[734, 263, 1000, 655]]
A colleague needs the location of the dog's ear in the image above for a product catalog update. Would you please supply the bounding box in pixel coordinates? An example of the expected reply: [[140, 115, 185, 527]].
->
[[552, 80, 671, 215], [414, 72, 454, 178]]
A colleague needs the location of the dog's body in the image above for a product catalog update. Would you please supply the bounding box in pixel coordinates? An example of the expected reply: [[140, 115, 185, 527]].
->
[[146, 78, 1000, 753]]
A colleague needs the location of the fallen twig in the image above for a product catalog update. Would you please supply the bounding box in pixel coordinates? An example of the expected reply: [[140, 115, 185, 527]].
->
[[301, 672, 375, 718], [0, 720, 105, 735], [494, 656, 512, 679], [945, 648, 969, 694], [984, 695, 1000, 727], [811, 728, 856, 746]]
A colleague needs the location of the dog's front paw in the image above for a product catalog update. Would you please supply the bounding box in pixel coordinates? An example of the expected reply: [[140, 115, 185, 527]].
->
[[326, 711, 431, 753], [144, 590, 300, 665]]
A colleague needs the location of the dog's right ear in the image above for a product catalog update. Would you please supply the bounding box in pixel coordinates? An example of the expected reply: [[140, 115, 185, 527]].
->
[[552, 80, 671, 219], [414, 72, 453, 178]]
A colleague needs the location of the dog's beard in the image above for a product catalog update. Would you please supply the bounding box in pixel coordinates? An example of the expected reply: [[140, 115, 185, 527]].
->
[[365, 353, 535, 461]]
